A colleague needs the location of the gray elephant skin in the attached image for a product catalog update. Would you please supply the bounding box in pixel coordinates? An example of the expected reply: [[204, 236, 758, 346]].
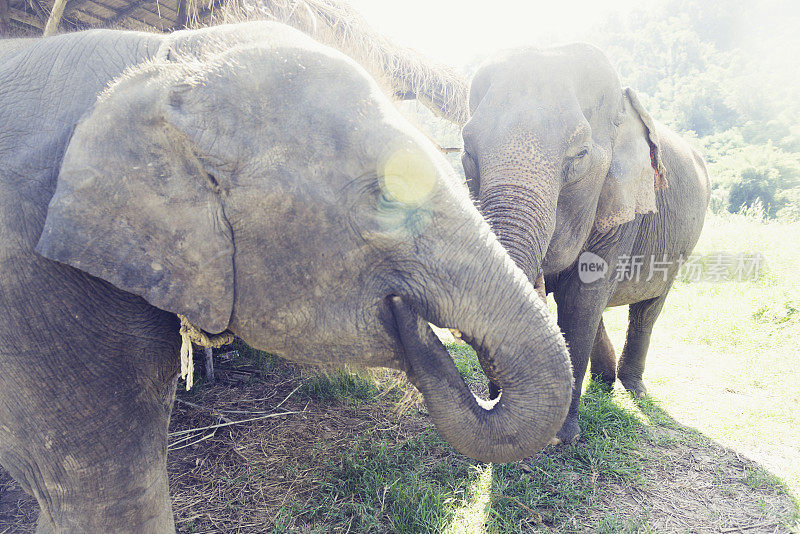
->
[[0, 23, 573, 533], [461, 43, 710, 443]]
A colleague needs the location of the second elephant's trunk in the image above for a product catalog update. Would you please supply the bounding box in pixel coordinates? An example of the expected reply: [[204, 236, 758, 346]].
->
[[479, 183, 557, 283]]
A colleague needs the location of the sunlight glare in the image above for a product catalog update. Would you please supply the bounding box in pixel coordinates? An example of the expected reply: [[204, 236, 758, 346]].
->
[[444, 463, 493, 534], [347, 0, 660, 66], [380, 146, 437, 205]]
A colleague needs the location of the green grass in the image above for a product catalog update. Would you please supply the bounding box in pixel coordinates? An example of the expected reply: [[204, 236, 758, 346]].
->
[[299, 369, 381, 402], [262, 426, 479, 533], [283, 366, 800, 533], [485, 382, 648, 533], [284, 366, 796, 533], [321, 430, 473, 533], [593, 514, 654, 534], [168, 211, 799, 533], [447, 342, 486, 385], [600, 212, 800, 498]]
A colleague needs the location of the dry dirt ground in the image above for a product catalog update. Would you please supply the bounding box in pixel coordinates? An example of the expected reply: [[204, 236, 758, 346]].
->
[[0, 356, 796, 533]]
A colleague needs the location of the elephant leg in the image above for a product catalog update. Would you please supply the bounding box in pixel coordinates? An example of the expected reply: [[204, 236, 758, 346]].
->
[[1, 368, 179, 534], [552, 276, 613, 444], [551, 225, 641, 444], [18, 376, 177, 534], [589, 317, 616, 388], [617, 294, 668, 397], [0, 314, 180, 534]]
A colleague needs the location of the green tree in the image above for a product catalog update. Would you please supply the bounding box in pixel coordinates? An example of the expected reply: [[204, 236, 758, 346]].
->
[[728, 166, 780, 214]]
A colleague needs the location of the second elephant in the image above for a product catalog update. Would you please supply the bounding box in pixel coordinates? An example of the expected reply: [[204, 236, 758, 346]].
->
[[461, 43, 710, 443]]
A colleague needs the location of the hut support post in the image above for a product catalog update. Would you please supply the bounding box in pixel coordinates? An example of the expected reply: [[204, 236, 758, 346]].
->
[[176, 0, 188, 28], [0, 0, 9, 36], [43, 0, 67, 36], [203, 347, 215, 383]]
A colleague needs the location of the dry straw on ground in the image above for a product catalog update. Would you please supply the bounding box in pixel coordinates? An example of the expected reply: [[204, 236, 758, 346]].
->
[[0, 359, 794, 533]]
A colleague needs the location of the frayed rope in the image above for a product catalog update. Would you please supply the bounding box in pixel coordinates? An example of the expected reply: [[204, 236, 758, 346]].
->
[[177, 314, 235, 390]]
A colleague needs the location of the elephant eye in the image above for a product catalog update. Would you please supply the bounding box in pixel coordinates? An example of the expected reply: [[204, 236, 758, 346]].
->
[[379, 191, 404, 208], [566, 147, 593, 181]]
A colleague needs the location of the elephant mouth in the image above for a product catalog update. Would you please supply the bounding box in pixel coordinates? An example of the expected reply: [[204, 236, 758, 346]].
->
[[382, 296, 490, 401], [378, 295, 441, 374], [385, 294, 447, 376]]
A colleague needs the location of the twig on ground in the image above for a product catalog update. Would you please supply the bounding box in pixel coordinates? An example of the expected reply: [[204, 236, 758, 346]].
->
[[274, 384, 302, 409], [214, 409, 278, 415], [169, 411, 299, 437], [175, 397, 233, 423], [721, 523, 779, 533], [492, 493, 543, 523], [168, 428, 218, 450]]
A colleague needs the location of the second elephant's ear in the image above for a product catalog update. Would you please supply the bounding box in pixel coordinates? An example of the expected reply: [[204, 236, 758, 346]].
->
[[595, 87, 668, 233], [35, 66, 234, 334]]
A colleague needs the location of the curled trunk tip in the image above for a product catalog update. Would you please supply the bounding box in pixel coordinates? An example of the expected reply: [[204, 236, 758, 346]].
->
[[391, 296, 572, 463]]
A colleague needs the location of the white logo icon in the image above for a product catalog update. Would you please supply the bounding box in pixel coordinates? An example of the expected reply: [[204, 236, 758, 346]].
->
[[578, 252, 608, 284]]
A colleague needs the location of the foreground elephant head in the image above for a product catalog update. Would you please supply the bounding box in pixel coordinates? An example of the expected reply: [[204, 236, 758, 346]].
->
[[461, 43, 667, 282], [32, 24, 571, 463]]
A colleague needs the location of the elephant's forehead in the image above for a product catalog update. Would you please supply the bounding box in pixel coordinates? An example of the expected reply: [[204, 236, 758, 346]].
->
[[478, 126, 560, 182], [498, 44, 616, 82], [485, 47, 621, 121]]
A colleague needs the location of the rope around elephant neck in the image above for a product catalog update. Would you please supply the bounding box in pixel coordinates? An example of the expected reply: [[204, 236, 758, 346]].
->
[[177, 314, 235, 390]]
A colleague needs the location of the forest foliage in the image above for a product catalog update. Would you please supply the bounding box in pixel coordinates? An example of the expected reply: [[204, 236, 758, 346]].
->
[[412, 0, 800, 220], [594, 0, 800, 219]]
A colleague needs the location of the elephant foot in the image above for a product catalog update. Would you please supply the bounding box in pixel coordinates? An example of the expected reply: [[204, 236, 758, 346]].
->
[[589, 319, 616, 388], [555, 415, 581, 444], [590, 374, 615, 393], [590, 367, 616, 388], [619, 376, 648, 397]]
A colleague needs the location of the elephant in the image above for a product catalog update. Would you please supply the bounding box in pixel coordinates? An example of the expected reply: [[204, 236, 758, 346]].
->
[[0, 37, 35, 55], [0, 23, 573, 533], [460, 43, 710, 444]]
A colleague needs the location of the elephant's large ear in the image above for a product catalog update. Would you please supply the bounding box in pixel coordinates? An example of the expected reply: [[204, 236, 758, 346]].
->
[[35, 68, 235, 333], [595, 87, 668, 233]]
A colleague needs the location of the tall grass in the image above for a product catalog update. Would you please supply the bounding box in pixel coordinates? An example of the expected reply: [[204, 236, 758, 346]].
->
[[602, 211, 800, 495]]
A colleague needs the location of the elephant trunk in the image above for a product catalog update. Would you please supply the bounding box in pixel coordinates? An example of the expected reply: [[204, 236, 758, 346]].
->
[[393, 213, 572, 463], [478, 182, 557, 283]]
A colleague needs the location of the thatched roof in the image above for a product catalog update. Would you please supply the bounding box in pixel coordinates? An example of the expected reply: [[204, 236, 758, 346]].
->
[[218, 1, 470, 125], [0, 0, 469, 125], [0, 0, 219, 34]]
